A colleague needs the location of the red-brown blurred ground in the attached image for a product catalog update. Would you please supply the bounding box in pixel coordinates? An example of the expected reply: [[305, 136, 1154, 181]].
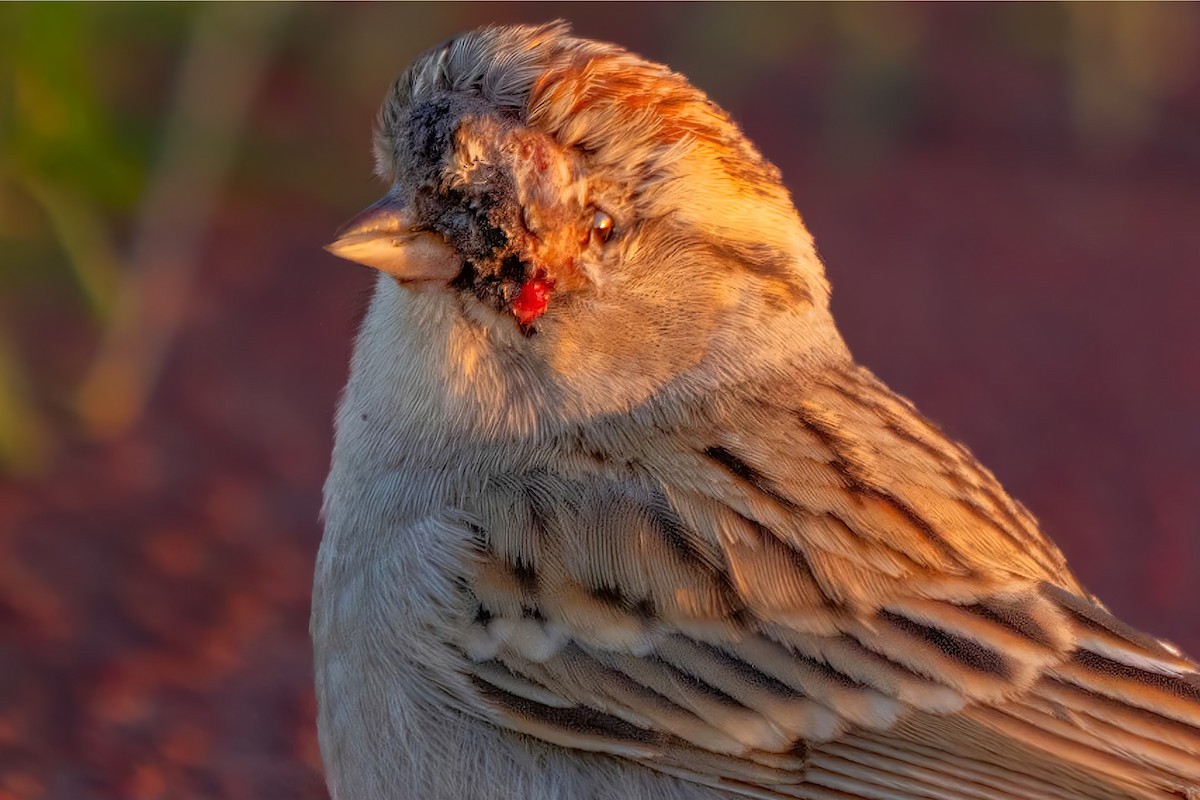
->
[[1, 5, 1198, 799]]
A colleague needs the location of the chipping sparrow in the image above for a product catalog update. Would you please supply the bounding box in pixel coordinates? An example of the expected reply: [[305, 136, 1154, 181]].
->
[[314, 22, 1200, 800]]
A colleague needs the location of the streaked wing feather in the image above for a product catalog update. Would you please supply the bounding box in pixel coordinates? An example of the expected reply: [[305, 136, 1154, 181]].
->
[[457, 364, 1200, 799]]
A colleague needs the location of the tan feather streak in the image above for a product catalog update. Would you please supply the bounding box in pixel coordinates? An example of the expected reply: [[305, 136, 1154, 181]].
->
[[1044, 582, 1196, 674], [806, 757, 975, 800], [588, 647, 798, 752], [671, 465, 946, 605], [969, 704, 1170, 796], [658, 635, 900, 733], [724, 526, 833, 616], [821, 489, 968, 575], [472, 677, 660, 759], [759, 624, 967, 712], [1051, 651, 1200, 728], [820, 368, 1074, 581], [889, 713, 1146, 800], [472, 557, 531, 618], [538, 581, 657, 654], [643, 760, 808, 799], [550, 647, 751, 754], [998, 700, 1192, 794], [470, 659, 575, 708], [1038, 677, 1200, 767], [846, 613, 1025, 700], [808, 751, 1004, 800], [839, 732, 1087, 800], [880, 596, 1069, 670], [1014, 690, 1200, 781]]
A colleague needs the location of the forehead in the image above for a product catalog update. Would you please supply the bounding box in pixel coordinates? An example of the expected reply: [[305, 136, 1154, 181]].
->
[[374, 23, 781, 219], [389, 93, 491, 187], [375, 24, 639, 181], [384, 26, 566, 146]]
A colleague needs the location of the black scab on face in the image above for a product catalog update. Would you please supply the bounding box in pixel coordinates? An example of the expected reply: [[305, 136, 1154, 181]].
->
[[401, 98, 541, 325], [403, 96, 461, 186], [402, 96, 517, 266], [423, 184, 511, 267], [451, 252, 537, 328]]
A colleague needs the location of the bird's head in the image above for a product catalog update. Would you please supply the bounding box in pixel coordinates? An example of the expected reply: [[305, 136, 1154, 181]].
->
[[328, 22, 845, 426]]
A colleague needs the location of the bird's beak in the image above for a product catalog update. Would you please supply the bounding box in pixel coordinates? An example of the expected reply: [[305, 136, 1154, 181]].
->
[[325, 194, 461, 283]]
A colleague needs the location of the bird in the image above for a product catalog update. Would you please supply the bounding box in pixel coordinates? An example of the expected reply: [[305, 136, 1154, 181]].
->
[[314, 21, 1200, 800]]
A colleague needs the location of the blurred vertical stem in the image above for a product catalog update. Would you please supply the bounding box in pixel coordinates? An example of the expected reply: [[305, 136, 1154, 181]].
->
[[0, 330, 51, 475], [825, 4, 924, 167], [75, 3, 290, 439], [20, 174, 122, 318], [1065, 4, 1186, 158]]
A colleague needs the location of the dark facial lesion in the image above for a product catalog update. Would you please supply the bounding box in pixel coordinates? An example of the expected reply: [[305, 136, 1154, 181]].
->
[[402, 116, 539, 317], [428, 177, 543, 322], [449, 253, 530, 318], [416, 181, 514, 270], [397, 99, 592, 327]]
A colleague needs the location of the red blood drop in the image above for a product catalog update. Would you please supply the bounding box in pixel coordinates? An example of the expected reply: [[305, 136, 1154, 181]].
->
[[511, 278, 552, 325]]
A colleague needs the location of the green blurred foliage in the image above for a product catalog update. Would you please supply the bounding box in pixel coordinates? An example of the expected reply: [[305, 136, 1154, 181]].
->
[[0, 4, 196, 472], [2, 5, 146, 214], [0, 3, 280, 472]]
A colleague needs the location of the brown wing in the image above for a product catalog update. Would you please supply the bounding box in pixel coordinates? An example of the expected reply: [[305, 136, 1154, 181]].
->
[[455, 363, 1200, 799]]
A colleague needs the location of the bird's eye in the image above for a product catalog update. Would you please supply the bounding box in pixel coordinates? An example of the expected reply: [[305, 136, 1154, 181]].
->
[[591, 209, 614, 244]]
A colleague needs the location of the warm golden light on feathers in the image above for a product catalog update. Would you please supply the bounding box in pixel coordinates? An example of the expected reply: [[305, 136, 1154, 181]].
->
[[315, 22, 1200, 800]]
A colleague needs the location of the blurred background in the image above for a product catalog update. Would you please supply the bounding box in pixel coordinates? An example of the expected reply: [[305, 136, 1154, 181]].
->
[[1, 3, 1198, 798]]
